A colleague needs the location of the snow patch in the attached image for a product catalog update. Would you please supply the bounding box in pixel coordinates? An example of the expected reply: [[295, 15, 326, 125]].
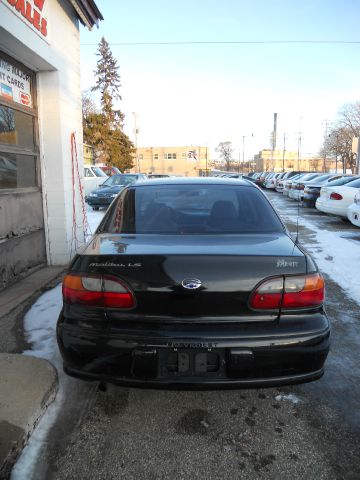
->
[[275, 394, 302, 404], [11, 285, 64, 479], [85, 203, 106, 238], [274, 199, 360, 306]]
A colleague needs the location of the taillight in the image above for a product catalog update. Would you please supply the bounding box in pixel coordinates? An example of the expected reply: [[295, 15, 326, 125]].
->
[[249, 277, 283, 309], [282, 274, 324, 308], [63, 274, 135, 308], [249, 274, 325, 310], [330, 192, 343, 200]]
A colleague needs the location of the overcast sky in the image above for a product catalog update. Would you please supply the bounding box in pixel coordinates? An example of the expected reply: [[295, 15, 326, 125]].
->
[[80, 0, 360, 160]]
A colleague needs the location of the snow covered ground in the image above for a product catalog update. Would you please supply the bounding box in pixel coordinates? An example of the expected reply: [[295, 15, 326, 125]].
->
[[270, 195, 360, 307]]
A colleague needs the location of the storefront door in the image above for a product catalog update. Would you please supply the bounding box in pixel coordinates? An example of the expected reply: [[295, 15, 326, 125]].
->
[[0, 52, 46, 290]]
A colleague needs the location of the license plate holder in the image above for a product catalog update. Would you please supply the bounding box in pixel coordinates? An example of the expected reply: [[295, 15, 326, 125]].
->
[[159, 348, 226, 378]]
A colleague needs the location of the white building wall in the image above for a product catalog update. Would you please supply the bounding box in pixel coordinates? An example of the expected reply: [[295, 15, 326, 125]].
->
[[0, 0, 86, 265]]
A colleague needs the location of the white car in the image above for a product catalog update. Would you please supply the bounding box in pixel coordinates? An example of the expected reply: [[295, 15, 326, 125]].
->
[[282, 173, 302, 195], [316, 177, 360, 217], [265, 172, 284, 189], [84, 165, 108, 196], [347, 190, 360, 227], [288, 173, 323, 200], [284, 173, 313, 197]]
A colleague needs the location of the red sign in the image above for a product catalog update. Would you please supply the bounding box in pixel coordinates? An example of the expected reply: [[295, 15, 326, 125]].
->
[[19, 92, 31, 106], [6, 0, 48, 38]]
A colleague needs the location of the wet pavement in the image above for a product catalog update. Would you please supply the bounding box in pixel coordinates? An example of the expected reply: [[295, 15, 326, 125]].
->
[[14, 191, 360, 480]]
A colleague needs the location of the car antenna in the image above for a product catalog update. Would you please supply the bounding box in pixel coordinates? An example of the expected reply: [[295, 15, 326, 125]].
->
[[295, 195, 300, 244]]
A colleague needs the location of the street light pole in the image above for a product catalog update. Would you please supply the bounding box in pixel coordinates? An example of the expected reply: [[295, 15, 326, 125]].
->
[[242, 135, 245, 174], [282, 132, 286, 172], [132, 112, 139, 172]]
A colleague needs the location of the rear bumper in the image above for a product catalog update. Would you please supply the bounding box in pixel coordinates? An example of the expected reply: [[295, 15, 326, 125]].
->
[[347, 204, 360, 227], [302, 193, 318, 207], [315, 199, 347, 217], [57, 314, 330, 389], [85, 197, 112, 207]]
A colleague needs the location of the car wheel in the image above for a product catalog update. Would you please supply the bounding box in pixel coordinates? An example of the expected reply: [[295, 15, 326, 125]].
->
[[92, 207, 100, 211]]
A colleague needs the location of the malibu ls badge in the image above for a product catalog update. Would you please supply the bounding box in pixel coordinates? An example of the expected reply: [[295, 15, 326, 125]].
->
[[181, 278, 202, 290]]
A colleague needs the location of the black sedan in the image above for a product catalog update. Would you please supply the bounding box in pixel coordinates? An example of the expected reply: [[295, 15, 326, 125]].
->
[[57, 177, 330, 389], [85, 173, 147, 210]]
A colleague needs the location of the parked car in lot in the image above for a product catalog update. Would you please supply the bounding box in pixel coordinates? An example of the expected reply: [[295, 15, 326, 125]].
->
[[85, 173, 147, 210], [302, 175, 358, 208], [316, 177, 360, 218], [276, 171, 303, 193], [265, 172, 285, 189], [84, 165, 108, 196], [147, 174, 171, 179], [282, 173, 304, 196], [57, 177, 330, 389], [241, 175, 257, 183], [347, 190, 360, 227], [255, 171, 268, 187], [288, 173, 322, 200]]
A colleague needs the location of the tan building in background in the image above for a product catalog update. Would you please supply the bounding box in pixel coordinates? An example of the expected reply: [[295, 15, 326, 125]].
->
[[83, 144, 95, 165], [254, 149, 330, 172], [131, 146, 211, 176]]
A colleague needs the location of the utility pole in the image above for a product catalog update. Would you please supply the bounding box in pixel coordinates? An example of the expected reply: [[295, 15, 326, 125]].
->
[[282, 132, 287, 172], [132, 112, 139, 172], [242, 136, 245, 174], [322, 119, 332, 172], [296, 131, 302, 171], [205, 146, 208, 176]]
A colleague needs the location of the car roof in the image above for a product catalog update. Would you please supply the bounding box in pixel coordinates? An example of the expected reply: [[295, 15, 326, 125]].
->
[[131, 176, 255, 187]]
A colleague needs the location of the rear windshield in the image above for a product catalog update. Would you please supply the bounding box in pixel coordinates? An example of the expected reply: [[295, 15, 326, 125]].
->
[[306, 174, 335, 184], [100, 184, 284, 234], [92, 167, 107, 177], [327, 176, 360, 187], [341, 177, 360, 188], [103, 174, 139, 187]]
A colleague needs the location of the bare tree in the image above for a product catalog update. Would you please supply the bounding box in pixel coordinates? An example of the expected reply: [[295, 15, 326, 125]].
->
[[320, 127, 355, 172], [215, 141, 233, 171], [320, 100, 360, 173], [82, 90, 97, 119], [338, 102, 360, 136]]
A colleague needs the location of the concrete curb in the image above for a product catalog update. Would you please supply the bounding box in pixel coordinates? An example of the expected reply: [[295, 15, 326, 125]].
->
[[0, 354, 58, 480]]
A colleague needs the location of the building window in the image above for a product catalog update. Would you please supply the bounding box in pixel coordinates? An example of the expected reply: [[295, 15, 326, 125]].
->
[[165, 153, 176, 159], [0, 54, 38, 190], [139, 154, 143, 160], [0, 107, 35, 148], [0, 152, 36, 188], [153, 154, 158, 160]]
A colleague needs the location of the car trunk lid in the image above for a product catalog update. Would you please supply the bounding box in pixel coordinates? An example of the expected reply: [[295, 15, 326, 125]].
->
[[73, 233, 307, 322]]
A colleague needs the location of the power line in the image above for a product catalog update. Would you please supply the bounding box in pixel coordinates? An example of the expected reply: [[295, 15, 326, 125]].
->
[[80, 40, 360, 46]]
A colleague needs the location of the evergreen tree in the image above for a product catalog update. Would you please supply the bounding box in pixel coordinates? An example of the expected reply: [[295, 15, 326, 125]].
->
[[83, 37, 134, 170], [92, 37, 122, 126]]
